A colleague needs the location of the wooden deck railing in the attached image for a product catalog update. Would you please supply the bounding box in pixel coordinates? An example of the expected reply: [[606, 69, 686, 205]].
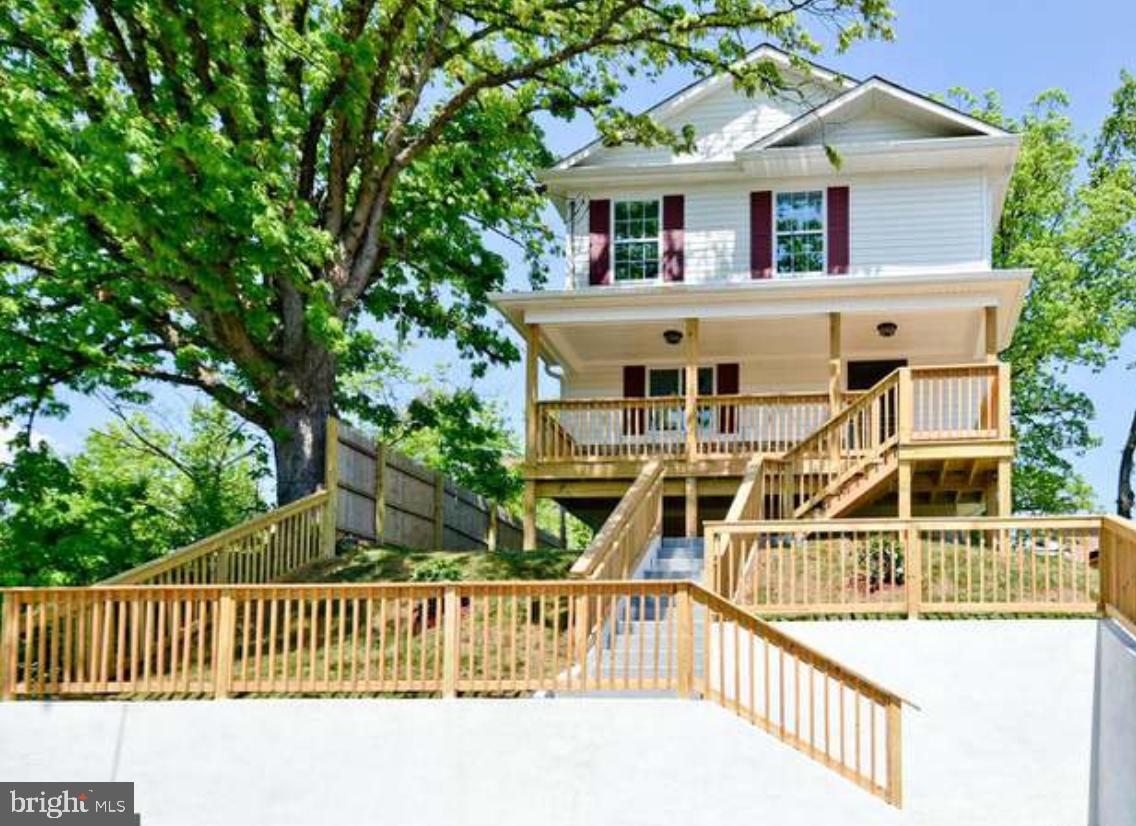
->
[[100, 491, 332, 585], [569, 461, 664, 579], [0, 579, 905, 806], [758, 370, 902, 520], [705, 516, 1118, 617], [908, 363, 1007, 441], [534, 393, 831, 462]]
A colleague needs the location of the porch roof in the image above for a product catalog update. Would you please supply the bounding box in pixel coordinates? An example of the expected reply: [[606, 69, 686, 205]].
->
[[491, 270, 1031, 372]]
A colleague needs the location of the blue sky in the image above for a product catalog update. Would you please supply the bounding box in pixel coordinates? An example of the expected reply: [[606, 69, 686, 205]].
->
[[25, 0, 1136, 509]]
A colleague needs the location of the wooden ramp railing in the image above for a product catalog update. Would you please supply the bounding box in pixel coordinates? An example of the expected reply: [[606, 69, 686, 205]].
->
[[100, 491, 332, 585], [569, 460, 664, 580], [704, 515, 1123, 618], [0, 578, 906, 806]]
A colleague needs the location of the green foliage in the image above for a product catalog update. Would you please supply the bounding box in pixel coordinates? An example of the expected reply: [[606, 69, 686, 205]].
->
[[407, 556, 464, 583], [395, 388, 523, 505], [0, 403, 268, 585], [0, 0, 894, 501], [946, 85, 1136, 512]]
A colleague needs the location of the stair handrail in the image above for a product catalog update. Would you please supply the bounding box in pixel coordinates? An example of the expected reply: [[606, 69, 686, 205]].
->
[[766, 367, 904, 519], [570, 460, 664, 579], [99, 489, 331, 585]]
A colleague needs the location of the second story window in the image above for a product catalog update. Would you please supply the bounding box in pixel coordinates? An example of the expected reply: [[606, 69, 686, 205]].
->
[[775, 191, 825, 275], [613, 200, 660, 281]]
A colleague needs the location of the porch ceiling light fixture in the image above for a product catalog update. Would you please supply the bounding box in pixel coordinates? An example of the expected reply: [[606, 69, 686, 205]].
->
[[663, 329, 684, 345], [876, 321, 898, 338]]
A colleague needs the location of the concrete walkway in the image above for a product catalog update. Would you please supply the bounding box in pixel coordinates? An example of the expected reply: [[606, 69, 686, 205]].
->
[[0, 620, 1099, 826]]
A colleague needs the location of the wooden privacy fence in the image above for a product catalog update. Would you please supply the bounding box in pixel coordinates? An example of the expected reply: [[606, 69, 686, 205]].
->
[[569, 461, 664, 579], [333, 421, 561, 550], [703, 515, 1136, 618], [102, 491, 333, 586], [0, 579, 905, 806]]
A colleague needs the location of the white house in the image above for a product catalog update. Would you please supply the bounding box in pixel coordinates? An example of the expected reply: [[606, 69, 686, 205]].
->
[[491, 45, 1028, 544]]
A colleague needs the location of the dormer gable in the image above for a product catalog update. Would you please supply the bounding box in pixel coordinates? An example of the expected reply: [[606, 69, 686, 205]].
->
[[746, 77, 1009, 151]]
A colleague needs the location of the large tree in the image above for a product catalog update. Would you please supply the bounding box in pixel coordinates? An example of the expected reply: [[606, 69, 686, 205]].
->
[[0, 0, 892, 504], [948, 86, 1136, 512]]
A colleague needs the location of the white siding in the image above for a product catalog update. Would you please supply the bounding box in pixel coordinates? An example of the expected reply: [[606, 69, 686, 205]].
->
[[850, 173, 988, 274], [577, 84, 824, 167], [562, 170, 990, 287], [783, 110, 933, 146]]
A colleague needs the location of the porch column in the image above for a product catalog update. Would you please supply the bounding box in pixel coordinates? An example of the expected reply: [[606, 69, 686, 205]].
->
[[684, 317, 699, 461], [684, 318, 700, 538], [897, 460, 913, 519], [984, 305, 999, 363], [828, 312, 842, 416], [523, 323, 540, 549]]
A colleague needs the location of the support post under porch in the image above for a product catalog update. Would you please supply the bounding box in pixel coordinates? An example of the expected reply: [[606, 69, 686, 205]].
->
[[828, 312, 843, 417], [523, 322, 540, 549], [685, 477, 698, 538]]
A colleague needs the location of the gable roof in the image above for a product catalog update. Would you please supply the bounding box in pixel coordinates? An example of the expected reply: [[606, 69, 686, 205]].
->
[[551, 43, 857, 171], [740, 76, 1009, 153]]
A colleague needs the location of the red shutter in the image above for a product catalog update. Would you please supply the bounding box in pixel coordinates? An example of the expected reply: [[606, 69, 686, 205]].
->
[[717, 363, 739, 434], [622, 365, 646, 435], [662, 195, 684, 282], [589, 199, 611, 285], [827, 186, 849, 275], [750, 191, 773, 278]]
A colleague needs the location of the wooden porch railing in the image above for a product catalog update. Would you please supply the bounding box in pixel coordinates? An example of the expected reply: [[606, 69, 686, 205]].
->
[[534, 392, 831, 462], [569, 461, 664, 579], [0, 579, 905, 806], [704, 515, 1123, 618], [100, 491, 332, 585]]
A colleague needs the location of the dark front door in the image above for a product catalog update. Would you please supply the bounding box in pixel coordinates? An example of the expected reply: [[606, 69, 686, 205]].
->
[[847, 359, 907, 391]]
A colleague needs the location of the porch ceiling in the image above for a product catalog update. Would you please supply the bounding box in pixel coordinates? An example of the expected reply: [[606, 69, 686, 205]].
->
[[541, 306, 985, 372], [490, 270, 1031, 372]]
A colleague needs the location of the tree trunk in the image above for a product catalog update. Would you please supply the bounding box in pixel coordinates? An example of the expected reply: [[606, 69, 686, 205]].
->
[[1119, 406, 1136, 518], [270, 358, 337, 506]]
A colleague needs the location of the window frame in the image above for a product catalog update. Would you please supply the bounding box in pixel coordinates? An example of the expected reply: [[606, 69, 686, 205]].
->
[[773, 189, 827, 277], [645, 365, 717, 433], [610, 198, 663, 284]]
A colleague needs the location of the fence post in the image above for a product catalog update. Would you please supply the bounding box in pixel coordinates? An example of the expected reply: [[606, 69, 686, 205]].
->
[[905, 524, 921, 619], [374, 443, 386, 544], [898, 368, 914, 444], [487, 504, 498, 552], [1098, 520, 1112, 615], [0, 595, 17, 701], [676, 587, 695, 699], [433, 472, 445, 550], [886, 699, 904, 807], [214, 590, 236, 700], [442, 586, 459, 698], [322, 417, 339, 558], [574, 592, 590, 689]]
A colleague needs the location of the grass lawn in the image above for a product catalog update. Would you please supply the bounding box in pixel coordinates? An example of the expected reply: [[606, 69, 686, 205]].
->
[[285, 544, 580, 583]]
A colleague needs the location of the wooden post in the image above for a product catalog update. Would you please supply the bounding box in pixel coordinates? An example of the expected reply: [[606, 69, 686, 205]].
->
[[897, 460, 913, 519], [215, 549, 231, 585], [685, 477, 698, 538], [525, 323, 540, 463], [997, 362, 1012, 439], [522, 480, 537, 550], [996, 458, 1012, 516], [442, 586, 459, 698], [905, 524, 921, 619], [886, 700, 904, 808], [322, 416, 339, 558], [684, 317, 700, 461], [984, 305, 999, 363], [487, 504, 498, 552], [828, 312, 843, 417], [213, 591, 236, 699], [1098, 522, 1113, 615], [433, 471, 445, 550], [0, 595, 17, 701], [574, 593, 590, 688], [676, 588, 694, 699], [374, 443, 387, 544], [898, 368, 914, 444], [558, 506, 567, 550]]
